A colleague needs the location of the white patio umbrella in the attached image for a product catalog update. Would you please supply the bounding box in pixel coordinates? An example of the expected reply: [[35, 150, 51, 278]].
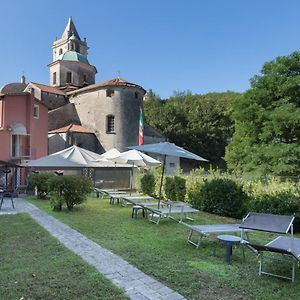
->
[[128, 142, 209, 207], [25, 145, 128, 168], [107, 149, 161, 194], [99, 148, 121, 160]]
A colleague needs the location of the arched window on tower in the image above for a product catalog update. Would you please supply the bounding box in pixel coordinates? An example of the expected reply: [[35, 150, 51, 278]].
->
[[59, 49, 63, 55], [106, 115, 115, 133], [66, 72, 72, 84], [53, 72, 57, 85]]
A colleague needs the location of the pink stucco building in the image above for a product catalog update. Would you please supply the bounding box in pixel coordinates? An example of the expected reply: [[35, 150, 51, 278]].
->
[[0, 82, 48, 186]]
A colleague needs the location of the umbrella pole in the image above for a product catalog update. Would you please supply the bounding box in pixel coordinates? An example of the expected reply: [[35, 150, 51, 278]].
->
[[158, 155, 166, 209], [5, 165, 8, 190], [130, 163, 134, 195]]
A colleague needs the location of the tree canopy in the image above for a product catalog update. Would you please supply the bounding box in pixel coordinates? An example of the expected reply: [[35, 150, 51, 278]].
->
[[225, 52, 300, 176], [144, 90, 239, 166]]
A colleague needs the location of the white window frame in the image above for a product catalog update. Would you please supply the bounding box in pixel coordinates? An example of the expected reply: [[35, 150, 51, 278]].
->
[[33, 105, 39, 119], [106, 115, 115, 133]]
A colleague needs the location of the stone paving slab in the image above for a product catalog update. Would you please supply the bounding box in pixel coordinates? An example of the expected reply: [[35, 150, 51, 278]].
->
[[0, 198, 186, 300]]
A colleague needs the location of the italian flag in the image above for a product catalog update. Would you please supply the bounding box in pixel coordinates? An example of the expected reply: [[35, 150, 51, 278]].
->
[[139, 107, 144, 145]]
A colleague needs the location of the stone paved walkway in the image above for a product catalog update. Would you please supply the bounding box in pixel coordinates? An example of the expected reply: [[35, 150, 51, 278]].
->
[[0, 198, 186, 300]]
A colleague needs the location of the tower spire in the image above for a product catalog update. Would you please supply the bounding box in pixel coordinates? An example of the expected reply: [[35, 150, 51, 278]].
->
[[49, 17, 97, 90], [61, 16, 80, 40]]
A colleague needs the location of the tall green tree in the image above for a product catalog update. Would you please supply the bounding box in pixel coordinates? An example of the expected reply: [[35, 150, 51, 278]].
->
[[144, 90, 238, 166], [225, 52, 300, 175]]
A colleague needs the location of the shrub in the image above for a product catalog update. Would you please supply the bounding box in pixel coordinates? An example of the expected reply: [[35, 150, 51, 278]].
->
[[248, 192, 300, 230], [48, 176, 93, 210], [140, 173, 156, 196], [190, 178, 248, 219], [27, 173, 55, 199], [164, 177, 176, 201], [164, 176, 186, 202], [174, 176, 186, 202]]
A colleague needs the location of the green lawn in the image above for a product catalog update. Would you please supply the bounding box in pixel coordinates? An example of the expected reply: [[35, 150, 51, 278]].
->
[[0, 213, 128, 300], [27, 196, 300, 300]]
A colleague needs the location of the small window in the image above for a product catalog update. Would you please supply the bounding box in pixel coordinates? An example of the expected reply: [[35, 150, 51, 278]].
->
[[106, 115, 115, 133], [59, 49, 63, 55], [169, 163, 175, 168], [33, 105, 39, 119], [68, 134, 72, 145], [83, 74, 87, 82], [53, 72, 57, 85], [135, 92, 139, 99], [66, 72, 72, 84], [106, 89, 114, 97]]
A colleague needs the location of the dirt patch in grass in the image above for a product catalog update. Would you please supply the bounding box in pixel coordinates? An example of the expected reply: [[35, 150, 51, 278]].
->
[[196, 286, 251, 300]]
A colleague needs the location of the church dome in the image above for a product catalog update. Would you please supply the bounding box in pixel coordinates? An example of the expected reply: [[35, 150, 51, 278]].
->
[[0, 82, 27, 94], [61, 51, 89, 64]]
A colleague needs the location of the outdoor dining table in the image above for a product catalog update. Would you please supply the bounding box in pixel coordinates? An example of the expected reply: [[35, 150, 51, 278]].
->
[[217, 235, 244, 264]]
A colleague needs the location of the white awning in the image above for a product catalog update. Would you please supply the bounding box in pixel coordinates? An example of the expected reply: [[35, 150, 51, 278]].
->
[[9, 122, 27, 135]]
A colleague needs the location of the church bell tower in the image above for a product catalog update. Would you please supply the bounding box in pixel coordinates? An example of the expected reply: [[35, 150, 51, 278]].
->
[[48, 17, 97, 91]]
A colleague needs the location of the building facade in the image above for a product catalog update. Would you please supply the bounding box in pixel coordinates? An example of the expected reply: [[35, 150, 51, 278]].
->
[[46, 18, 163, 154], [0, 17, 165, 176], [0, 82, 48, 187], [0, 83, 48, 162]]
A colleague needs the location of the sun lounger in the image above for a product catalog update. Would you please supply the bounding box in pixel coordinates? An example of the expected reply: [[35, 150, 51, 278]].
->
[[147, 205, 199, 224], [106, 191, 128, 204], [240, 212, 299, 282], [120, 195, 154, 206], [94, 188, 127, 200], [181, 223, 247, 248]]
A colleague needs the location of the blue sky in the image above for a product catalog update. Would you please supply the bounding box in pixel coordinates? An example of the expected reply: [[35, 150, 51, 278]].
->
[[1, 0, 300, 98]]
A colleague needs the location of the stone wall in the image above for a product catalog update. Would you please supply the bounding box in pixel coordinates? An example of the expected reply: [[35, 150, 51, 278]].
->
[[70, 86, 144, 152], [50, 61, 96, 87], [48, 103, 80, 131], [41, 92, 67, 110]]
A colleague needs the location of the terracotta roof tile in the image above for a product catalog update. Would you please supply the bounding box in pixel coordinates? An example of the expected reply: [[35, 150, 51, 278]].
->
[[31, 82, 66, 96], [67, 77, 146, 95], [0, 82, 27, 94], [48, 123, 94, 134]]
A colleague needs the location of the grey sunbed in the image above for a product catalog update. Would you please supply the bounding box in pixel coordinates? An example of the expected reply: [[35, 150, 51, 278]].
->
[[147, 206, 199, 224], [182, 223, 246, 248], [240, 212, 299, 282]]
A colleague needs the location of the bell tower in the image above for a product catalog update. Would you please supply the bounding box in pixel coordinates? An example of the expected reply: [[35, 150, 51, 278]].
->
[[48, 17, 97, 91]]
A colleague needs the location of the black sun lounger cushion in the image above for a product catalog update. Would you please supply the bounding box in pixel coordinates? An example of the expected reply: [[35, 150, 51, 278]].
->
[[248, 236, 300, 261], [239, 212, 294, 234]]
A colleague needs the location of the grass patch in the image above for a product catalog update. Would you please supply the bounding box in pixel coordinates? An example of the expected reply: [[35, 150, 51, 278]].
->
[[0, 213, 128, 300], [27, 196, 300, 299]]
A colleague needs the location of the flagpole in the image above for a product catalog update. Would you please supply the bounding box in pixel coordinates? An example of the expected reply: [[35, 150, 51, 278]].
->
[[158, 155, 166, 209]]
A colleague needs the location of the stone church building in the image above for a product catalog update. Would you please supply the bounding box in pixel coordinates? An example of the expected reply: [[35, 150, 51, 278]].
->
[[25, 17, 164, 155], [1, 18, 182, 184]]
